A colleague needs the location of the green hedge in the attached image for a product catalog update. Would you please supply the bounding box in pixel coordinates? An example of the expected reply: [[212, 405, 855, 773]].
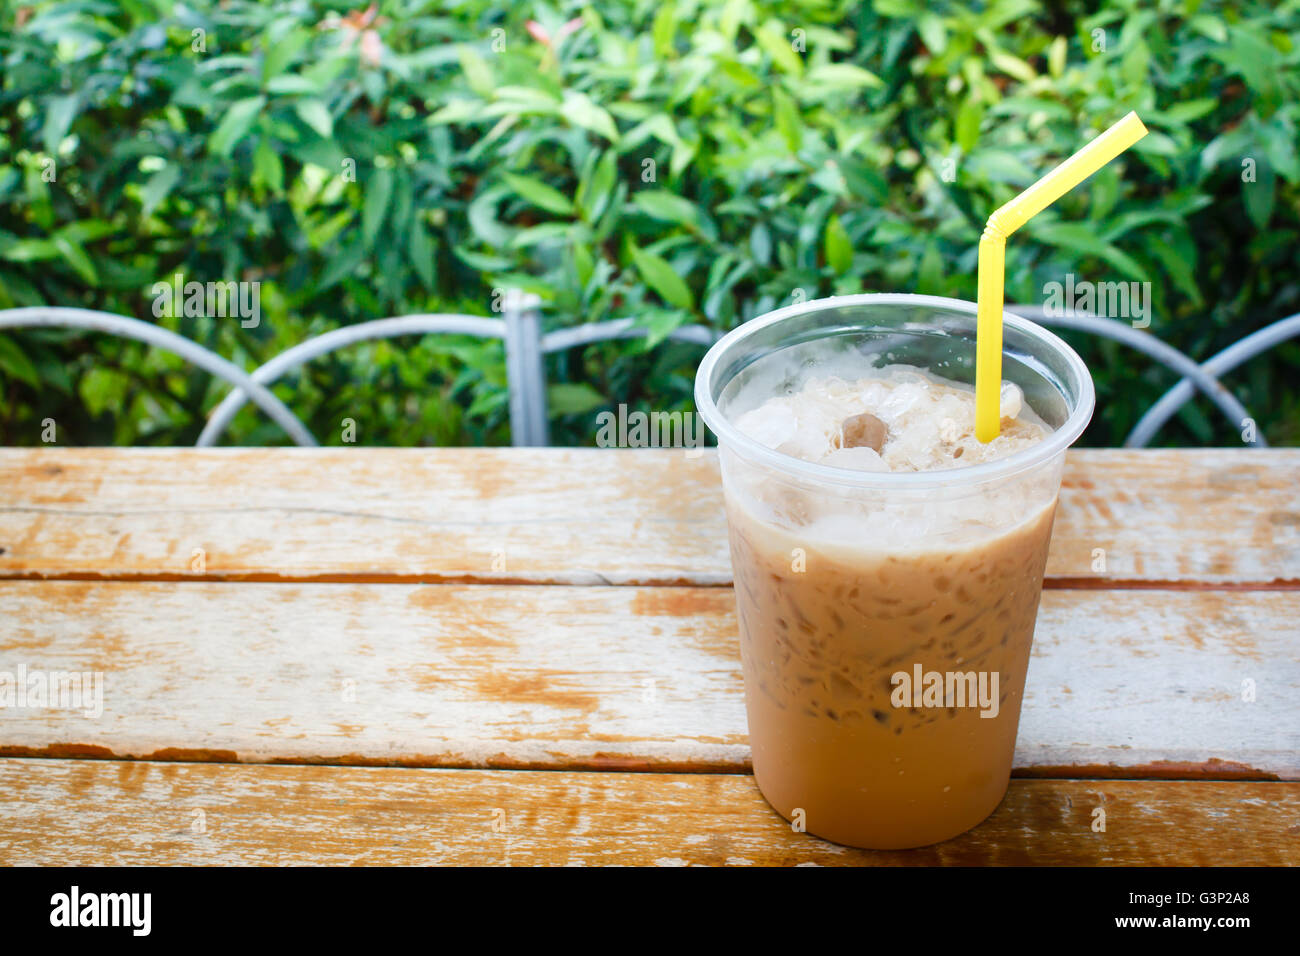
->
[[1, 0, 1297, 446]]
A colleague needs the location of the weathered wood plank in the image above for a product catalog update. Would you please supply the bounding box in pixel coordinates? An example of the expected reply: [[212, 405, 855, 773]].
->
[[0, 759, 1292, 865], [1, 582, 1293, 778], [0, 449, 1295, 587]]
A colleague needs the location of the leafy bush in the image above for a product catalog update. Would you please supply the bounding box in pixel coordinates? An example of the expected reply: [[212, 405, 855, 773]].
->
[[1, 0, 1297, 446]]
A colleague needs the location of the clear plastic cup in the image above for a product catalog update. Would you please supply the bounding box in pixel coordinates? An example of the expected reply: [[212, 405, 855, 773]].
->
[[695, 294, 1094, 848]]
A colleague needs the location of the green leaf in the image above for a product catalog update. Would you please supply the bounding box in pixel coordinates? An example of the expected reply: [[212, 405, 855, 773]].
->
[[718, 59, 763, 88], [751, 224, 772, 266], [56, 220, 115, 244], [1133, 131, 1179, 156], [803, 63, 883, 90], [468, 388, 508, 418], [511, 223, 575, 248], [1100, 207, 1197, 243], [917, 241, 943, 293], [79, 366, 127, 418], [453, 245, 513, 271], [408, 218, 436, 290], [265, 75, 323, 96], [1256, 119, 1300, 184], [1089, 166, 1120, 222], [772, 87, 801, 153], [209, 96, 265, 157], [640, 309, 687, 350], [429, 100, 484, 125], [631, 190, 699, 229], [631, 244, 694, 310], [824, 215, 853, 274], [577, 150, 617, 223], [253, 139, 284, 194], [0, 334, 40, 388], [1120, 39, 1150, 89], [317, 238, 365, 291], [547, 382, 606, 417], [502, 172, 574, 216], [459, 45, 495, 96], [1145, 236, 1203, 308], [956, 97, 984, 153], [990, 51, 1037, 84], [652, 2, 676, 58], [52, 234, 97, 284], [874, 0, 922, 16], [363, 166, 394, 247], [1048, 36, 1067, 78], [969, 149, 1035, 183], [669, 140, 697, 178], [294, 99, 333, 138], [917, 15, 947, 55], [1242, 161, 1276, 230], [0, 239, 59, 262], [307, 208, 354, 249], [755, 20, 803, 76], [1175, 396, 1214, 444], [1157, 99, 1218, 124], [467, 188, 514, 247], [42, 94, 79, 155], [140, 163, 181, 217], [573, 241, 594, 288], [1188, 15, 1227, 43], [562, 91, 619, 142], [261, 27, 310, 82], [37, 354, 73, 395], [1211, 29, 1277, 105], [1030, 222, 1151, 283]]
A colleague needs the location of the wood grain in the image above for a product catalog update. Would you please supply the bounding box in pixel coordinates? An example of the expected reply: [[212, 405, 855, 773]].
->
[[0, 758, 1293, 865], [2, 582, 1293, 778], [1, 448, 1296, 587]]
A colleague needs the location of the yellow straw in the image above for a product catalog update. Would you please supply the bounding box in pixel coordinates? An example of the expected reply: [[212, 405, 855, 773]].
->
[[974, 111, 1148, 442]]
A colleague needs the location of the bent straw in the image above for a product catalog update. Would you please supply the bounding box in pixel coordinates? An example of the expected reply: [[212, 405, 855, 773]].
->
[[974, 111, 1148, 442]]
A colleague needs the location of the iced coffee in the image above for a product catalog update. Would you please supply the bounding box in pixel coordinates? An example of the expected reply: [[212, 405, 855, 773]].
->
[[728, 368, 1054, 848], [694, 295, 1094, 850]]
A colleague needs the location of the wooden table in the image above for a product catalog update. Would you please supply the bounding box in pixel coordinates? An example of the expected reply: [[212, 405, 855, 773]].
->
[[0, 448, 1296, 866]]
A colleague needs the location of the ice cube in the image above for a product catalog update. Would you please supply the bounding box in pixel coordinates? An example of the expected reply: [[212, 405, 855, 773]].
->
[[821, 446, 889, 472], [999, 382, 1023, 420], [735, 402, 798, 450]]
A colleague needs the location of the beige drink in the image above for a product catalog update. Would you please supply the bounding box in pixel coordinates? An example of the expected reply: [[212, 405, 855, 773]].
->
[[727, 369, 1054, 848], [696, 296, 1094, 850]]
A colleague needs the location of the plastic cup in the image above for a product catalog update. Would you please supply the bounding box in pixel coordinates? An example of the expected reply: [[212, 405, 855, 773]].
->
[[695, 293, 1094, 849]]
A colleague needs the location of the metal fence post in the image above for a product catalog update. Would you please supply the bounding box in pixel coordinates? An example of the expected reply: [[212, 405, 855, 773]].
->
[[503, 290, 549, 446]]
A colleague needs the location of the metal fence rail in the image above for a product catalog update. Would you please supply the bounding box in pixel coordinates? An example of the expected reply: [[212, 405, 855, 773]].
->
[[0, 307, 316, 446], [195, 314, 508, 447], [1125, 312, 1300, 448], [1006, 307, 1268, 447], [1, 302, 1293, 449]]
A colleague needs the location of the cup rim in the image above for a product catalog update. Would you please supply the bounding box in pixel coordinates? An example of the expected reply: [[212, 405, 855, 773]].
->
[[694, 293, 1095, 490]]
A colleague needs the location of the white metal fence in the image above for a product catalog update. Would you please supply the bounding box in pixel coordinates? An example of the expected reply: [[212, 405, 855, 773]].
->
[[2, 299, 1296, 448]]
